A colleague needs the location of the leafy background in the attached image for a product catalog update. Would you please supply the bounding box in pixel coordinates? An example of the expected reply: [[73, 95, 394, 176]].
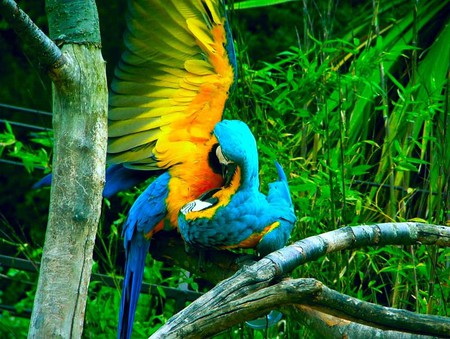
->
[[0, 0, 449, 337]]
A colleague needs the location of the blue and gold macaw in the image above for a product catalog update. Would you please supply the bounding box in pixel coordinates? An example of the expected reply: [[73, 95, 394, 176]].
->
[[178, 120, 297, 256], [108, 0, 238, 338]]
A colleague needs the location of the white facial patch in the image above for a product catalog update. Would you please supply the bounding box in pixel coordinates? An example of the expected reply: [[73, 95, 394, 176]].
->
[[216, 145, 232, 165], [181, 200, 214, 214]]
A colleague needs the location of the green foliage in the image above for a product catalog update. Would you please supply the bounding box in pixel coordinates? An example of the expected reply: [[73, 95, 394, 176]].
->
[[229, 0, 449, 335], [0, 224, 39, 338], [0, 122, 52, 173], [1, 0, 449, 337], [233, 0, 298, 10]]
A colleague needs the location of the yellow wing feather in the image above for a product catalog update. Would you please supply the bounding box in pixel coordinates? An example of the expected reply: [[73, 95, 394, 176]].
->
[[107, 0, 235, 170]]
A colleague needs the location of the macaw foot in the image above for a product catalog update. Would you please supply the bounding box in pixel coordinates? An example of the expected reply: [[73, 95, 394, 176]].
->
[[183, 241, 194, 255], [183, 243, 208, 273], [234, 253, 258, 268], [196, 249, 207, 273], [245, 310, 283, 330]]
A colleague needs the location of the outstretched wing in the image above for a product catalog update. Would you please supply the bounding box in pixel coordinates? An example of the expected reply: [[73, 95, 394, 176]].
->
[[107, 0, 237, 170]]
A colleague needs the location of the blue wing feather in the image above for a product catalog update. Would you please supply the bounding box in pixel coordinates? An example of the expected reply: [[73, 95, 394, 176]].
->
[[104, 165, 160, 198], [258, 163, 296, 255], [33, 165, 159, 199], [266, 162, 293, 207], [32, 173, 52, 190]]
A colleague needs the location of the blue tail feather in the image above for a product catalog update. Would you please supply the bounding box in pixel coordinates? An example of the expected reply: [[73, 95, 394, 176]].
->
[[118, 231, 150, 339], [267, 162, 294, 208], [117, 172, 170, 338]]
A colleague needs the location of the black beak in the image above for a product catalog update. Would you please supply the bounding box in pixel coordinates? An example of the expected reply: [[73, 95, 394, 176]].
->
[[222, 162, 237, 187]]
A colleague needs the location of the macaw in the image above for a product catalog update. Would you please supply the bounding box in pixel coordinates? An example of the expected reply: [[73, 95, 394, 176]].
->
[[178, 120, 297, 256], [31, 0, 237, 337], [107, 0, 238, 338]]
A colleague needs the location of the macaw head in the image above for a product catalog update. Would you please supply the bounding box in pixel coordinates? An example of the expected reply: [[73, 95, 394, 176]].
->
[[212, 120, 259, 187]]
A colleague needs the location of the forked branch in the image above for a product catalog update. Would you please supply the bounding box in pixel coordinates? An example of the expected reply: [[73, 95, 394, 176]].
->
[[150, 223, 450, 338]]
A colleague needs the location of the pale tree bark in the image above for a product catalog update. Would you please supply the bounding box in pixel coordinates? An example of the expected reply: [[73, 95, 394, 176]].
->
[[0, 0, 107, 337], [150, 223, 450, 338]]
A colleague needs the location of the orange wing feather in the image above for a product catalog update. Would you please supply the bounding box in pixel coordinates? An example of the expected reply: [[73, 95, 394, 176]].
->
[[108, 0, 236, 228], [108, 0, 235, 171]]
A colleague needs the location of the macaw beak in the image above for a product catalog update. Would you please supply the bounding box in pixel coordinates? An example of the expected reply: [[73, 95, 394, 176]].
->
[[222, 162, 237, 187]]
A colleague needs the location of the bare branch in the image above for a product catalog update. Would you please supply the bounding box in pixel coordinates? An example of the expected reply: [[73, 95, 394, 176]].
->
[[154, 279, 321, 338], [0, 0, 66, 76], [266, 222, 450, 275], [150, 259, 279, 338], [151, 223, 450, 338], [151, 223, 450, 282], [286, 305, 438, 339], [152, 277, 450, 338], [311, 280, 450, 336]]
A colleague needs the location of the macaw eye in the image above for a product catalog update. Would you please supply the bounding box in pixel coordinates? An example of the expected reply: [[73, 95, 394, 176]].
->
[[208, 144, 222, 174], [216, 145, 232, 165]]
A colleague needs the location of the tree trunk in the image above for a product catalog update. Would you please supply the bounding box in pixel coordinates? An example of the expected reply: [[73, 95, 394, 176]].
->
[[26, 1, 108, 337]]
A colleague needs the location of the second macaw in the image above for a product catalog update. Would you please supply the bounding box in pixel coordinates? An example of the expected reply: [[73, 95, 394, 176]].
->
[[178, 120, 297, 256], [177, 120, 296, 331]]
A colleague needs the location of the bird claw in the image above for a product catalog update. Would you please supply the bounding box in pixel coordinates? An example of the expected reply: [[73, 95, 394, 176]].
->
[[245, 310, 283, 329], [184, 242, 194, 255], [234, 253, 258, 268], [197, 249, 207, 272], [183, 243, 208, 272]]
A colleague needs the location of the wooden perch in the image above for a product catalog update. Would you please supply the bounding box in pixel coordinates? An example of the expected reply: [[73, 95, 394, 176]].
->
[[150, 223, 450, 338], [285, 305, 439, 339]]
